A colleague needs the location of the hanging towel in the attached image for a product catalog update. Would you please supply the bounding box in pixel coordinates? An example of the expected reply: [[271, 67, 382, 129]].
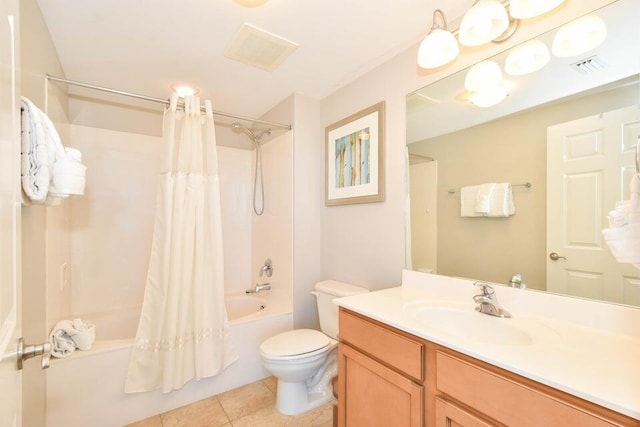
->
[[475, 183, 495, 213], [602, 174, 640, 268], [460, 186, 484, 217], [487, 183, 515, 217], [20, 97, 87, 204]]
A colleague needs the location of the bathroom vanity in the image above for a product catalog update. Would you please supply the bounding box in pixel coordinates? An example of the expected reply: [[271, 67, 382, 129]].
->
[[335, 271, 640, 427]]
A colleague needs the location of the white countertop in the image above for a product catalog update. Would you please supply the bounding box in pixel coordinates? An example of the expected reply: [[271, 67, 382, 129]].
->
[[335, 270, 640, 420]]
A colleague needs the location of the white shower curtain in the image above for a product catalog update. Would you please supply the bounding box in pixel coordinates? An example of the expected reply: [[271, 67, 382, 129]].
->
[[125, 94, 237, 393]]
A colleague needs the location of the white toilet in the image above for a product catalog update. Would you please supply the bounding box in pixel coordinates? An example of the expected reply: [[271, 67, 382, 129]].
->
[[259, 280, 368, 415]]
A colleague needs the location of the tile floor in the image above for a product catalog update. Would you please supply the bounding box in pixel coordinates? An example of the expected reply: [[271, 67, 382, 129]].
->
[[125, 377, 335, 427]]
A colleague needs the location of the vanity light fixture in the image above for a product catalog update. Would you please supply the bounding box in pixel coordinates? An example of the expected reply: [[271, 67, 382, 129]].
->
[[551, 14, 607, 58], [459, 0, 510, 47], [417, 10, 459, 69], [509, 0, 566, 19], [464, 60, 503, 92], [469, 80, 512, 107], [504, 39, 550, 75]]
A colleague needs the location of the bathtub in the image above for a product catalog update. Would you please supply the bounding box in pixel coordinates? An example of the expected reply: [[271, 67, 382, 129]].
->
[[45, 294, 292, 427]]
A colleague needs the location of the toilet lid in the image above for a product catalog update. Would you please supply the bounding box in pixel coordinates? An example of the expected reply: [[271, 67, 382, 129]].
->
[[260, 329, 332, 357]]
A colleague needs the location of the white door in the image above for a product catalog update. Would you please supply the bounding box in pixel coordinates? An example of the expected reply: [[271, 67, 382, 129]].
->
[[547, 105, 640, 305], [0, 4, 22, 427], [409, 160, 437, 273]]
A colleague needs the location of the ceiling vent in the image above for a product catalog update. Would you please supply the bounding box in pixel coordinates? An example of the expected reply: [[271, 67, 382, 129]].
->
[[570, 55, 607, 75], [225, 24, 298, 72]]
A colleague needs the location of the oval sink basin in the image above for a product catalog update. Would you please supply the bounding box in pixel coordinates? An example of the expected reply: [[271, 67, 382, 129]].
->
[[411, 306, 533, 346]]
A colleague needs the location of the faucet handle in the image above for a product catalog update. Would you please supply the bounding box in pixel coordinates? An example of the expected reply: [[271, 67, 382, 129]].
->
[[473, 281, 494, 295]]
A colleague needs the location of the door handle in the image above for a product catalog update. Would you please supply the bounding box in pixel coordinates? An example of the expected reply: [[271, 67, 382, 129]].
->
[[17, 338, 52, 370], [549, 252, 567, 261]]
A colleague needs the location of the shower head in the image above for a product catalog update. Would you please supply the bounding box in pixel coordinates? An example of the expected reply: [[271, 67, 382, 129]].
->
[[231, 122, 271, 144]]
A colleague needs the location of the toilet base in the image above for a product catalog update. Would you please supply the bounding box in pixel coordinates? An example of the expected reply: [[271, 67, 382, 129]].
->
[[275, 379, 334, 416]]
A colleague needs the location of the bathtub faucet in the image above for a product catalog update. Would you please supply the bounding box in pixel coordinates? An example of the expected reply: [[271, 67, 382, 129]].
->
[[246, 283, 271, 294]]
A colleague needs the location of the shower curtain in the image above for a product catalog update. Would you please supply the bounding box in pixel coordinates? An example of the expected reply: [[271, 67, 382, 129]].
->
[[125, 94, 237, 393]]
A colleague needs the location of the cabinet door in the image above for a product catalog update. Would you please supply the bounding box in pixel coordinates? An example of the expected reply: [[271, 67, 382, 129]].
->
[[435, 398, 493, 427], [339, 343, 423, 427]]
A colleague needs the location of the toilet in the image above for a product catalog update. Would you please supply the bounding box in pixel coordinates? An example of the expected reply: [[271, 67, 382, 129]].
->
[[259, 280, 368, 415]]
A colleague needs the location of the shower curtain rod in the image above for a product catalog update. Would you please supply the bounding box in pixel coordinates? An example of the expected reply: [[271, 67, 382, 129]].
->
[[46, 74, 292, 131]]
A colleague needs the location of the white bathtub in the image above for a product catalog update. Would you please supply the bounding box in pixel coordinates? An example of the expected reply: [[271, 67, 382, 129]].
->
[[45, 294, 292, 427]]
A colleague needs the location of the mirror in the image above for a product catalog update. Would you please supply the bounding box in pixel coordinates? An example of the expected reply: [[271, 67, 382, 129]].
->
[[406, 0, 640, 307]]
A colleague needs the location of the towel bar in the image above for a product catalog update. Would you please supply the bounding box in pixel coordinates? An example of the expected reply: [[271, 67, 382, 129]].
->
[[448, 182, 532, 195]]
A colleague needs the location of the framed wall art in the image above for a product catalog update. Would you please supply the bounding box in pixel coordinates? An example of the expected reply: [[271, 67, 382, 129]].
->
[[325, 101, 385, 206]]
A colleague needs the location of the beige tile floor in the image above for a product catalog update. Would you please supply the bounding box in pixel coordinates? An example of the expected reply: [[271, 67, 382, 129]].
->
[[125, 377, 334, 427]]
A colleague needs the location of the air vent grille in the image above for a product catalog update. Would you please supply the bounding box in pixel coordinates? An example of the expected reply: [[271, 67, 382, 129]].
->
[[225, 24, 298, 72], [570, 55, 607, 74]]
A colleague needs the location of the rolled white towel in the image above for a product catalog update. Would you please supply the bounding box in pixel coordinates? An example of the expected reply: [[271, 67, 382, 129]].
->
[[70, 319, 95, 351], [49, 320, 77, 358]]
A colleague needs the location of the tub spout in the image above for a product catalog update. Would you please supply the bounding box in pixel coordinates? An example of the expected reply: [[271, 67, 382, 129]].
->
[[246, 283, 271, 294]]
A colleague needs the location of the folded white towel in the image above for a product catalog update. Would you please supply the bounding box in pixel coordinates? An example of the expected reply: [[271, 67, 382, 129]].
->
[[475, 183, 495, 213], [460, 186, 484, 217], [70, 319, 95, 350], [20, 97, 51, 203], [487, 183, 515, 217], [49, 320, 77, 358], [20, 96, 87, 204]]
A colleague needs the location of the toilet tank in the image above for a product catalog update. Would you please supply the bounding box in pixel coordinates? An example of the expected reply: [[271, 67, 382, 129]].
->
[[314, 280, 369, 340]]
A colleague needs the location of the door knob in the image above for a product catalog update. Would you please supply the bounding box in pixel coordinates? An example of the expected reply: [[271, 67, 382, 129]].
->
[[549, 252, 567, 261], [17, 338, 52, 370]]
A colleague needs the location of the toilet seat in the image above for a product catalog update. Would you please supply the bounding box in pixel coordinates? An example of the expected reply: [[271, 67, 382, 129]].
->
[[260, 329, 336, 361]]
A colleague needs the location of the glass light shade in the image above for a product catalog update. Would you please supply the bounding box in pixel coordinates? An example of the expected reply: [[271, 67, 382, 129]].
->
[[172, 85, 197, 97], [233, 0, 268, 7], [465, 60, 503, 92], [551, 14, 607, 58], [417, 28, 460, 69], [509, 0, 565, 19], [505, 40, 550, 76], [459, 0, 510, 46], [470, 81, 512, 108]]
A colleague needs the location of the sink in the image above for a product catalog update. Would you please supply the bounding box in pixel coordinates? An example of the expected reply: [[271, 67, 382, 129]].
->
[[404, 301, 556, 346]]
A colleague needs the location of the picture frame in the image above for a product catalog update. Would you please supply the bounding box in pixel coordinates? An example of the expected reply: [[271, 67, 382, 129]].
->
[[325, 101, 385, 206]]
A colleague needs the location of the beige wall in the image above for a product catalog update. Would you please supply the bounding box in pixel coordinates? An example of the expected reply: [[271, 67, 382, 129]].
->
[[19, 0, 69, 425], [410, 85, 638, 290], [319, 0, 616, 291]]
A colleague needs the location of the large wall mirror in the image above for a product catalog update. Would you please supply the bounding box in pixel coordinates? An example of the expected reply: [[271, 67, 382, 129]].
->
[[406, 0, 640, 307]]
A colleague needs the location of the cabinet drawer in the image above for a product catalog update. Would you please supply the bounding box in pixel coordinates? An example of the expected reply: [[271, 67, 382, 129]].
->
[[339, 309, 424, 381], [436, 351, 621, 427]]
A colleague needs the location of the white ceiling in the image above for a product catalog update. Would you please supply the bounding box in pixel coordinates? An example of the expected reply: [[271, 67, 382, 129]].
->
[[36, 0, 470, 121]]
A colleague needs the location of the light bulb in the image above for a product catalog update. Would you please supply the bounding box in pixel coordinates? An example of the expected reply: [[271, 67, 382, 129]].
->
[[171, 85, 197, 97], [459, 0, 510, 47], [551, 14, 607, 58], [465, 60, 503, 92], [470, 81, 512, 108], [417, 28, 460, 69], [505, 40, 550, 76], [233, 0, 268, 7], [509, 0, 566, 19]]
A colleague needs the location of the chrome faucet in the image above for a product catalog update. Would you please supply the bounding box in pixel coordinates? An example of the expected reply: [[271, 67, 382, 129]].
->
[[508, 273, 527, 290], [246, 283, 271, 294], [473, 281, 511, 318]]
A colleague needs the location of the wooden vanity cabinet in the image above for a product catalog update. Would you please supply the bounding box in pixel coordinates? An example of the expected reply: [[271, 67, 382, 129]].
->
[[337, 308, 639, 427]]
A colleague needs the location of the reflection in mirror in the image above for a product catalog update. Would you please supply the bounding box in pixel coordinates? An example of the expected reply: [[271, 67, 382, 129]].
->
[[406, 0, 640, 307]]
